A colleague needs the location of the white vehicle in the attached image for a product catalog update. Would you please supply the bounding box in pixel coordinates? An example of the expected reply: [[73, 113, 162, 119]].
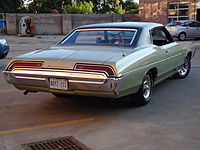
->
[[166, 20, 200, 41]]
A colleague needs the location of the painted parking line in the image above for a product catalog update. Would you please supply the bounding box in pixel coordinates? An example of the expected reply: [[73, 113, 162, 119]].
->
[[0, 118, 95, 135], [0, 89, 17, 93]]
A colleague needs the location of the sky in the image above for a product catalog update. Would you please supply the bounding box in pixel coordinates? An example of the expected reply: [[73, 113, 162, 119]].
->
[[135, 0, 139, 3]]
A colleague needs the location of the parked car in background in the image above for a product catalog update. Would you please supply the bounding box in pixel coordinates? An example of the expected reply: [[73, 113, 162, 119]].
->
[[3, 22, 195, 106], [166, 20, 200, 41], [0, 36, 9, 59]]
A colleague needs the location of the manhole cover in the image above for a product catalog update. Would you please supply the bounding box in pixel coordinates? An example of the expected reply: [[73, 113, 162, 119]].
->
[[23, 136, 92, 150]]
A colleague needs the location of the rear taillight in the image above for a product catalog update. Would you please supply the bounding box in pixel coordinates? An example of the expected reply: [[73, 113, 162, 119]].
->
[[7, 61, 43, 71], [74, 64, 115, 76], [176, 22, 182, 26]]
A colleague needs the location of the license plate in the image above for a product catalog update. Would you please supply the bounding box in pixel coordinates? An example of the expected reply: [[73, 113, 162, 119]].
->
[[50, 78, 68, 90]]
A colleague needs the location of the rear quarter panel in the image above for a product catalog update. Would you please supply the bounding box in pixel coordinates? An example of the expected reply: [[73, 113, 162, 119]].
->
[[115, 45, 162, 96], [179, 41, 195, 57]]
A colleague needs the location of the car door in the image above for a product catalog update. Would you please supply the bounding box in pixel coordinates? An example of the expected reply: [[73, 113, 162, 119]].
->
[[185, 21, 198, 38], [151, 27, 183, 79], [193, 21, 200, 37]]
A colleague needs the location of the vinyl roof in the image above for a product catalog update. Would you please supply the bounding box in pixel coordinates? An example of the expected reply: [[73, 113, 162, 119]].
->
[[76, 22, 163, 30]]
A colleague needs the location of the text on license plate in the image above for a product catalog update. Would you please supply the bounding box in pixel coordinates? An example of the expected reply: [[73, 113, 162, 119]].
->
[[50, 78, 68, 90]]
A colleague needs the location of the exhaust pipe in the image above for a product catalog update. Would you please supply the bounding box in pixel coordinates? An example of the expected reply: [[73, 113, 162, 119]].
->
[[24, 90, 38, 95]]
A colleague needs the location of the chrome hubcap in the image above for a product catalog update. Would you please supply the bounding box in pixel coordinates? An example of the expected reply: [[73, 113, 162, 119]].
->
[[143, 75, 151, 99], [178, 59, 189, 76]]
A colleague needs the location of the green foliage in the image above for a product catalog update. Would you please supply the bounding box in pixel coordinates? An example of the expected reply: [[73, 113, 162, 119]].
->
[[65, 1, 93, 14], [0, 0, 138, 14], [28, 0, 71, 13], [120, 0, 139, 14], [115, 4, 125, 14], [0, 0, 23, 13], [105, 5, 125, 14]]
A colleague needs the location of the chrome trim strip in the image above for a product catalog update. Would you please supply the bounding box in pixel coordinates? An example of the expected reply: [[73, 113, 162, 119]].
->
[[61, 28, 137, 46], [4, 69, 122, 93], [130, 30, 138, 45], [60, 30, 76, 44], [122, 53, 183, 76], [11, 68, 107, 80], [15, 76, 46, 81], [76, 28, 137, 31], [68, 80, 105, 84]]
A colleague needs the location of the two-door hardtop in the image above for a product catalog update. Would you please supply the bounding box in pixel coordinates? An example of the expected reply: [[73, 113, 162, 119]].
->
[[3, 22, 195, 106]]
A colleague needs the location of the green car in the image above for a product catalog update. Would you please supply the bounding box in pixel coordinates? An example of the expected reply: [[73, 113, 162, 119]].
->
[[3, 22, 195, 106]]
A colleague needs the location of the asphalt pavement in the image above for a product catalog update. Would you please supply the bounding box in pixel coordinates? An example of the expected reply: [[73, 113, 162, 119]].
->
[[0, 35, 200, 150]]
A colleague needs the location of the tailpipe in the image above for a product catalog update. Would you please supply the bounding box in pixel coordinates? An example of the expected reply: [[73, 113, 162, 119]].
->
[[24, 90, 38, 95]]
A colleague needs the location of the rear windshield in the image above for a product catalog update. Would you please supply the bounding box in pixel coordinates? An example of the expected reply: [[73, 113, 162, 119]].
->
[[59, 28, 137, 47]]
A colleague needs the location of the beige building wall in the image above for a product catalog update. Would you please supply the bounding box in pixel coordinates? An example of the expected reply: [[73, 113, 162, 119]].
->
[[6, 14, 140, 35]]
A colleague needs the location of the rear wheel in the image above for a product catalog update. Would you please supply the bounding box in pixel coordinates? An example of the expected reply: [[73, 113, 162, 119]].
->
[[133, 72, 153, 106], [173, 56, 191, 79], [178, 32, 186, 41]]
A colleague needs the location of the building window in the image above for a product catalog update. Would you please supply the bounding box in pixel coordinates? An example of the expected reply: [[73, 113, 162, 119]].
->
[[168, 2, 189, 22]]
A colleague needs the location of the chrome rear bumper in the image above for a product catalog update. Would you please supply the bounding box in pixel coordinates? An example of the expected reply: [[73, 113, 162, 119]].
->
[[3, 68, 122, 96]]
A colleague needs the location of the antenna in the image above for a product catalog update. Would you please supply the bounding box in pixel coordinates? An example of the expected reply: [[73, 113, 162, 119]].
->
[[120, 46, 125, 57]]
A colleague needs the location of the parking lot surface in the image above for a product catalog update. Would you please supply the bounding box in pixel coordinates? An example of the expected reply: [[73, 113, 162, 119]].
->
[[0, 36, 200, 150]]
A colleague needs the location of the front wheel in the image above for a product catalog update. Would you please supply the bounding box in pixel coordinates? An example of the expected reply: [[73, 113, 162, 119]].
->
[[133, 72, 153, 106], [173, 56, 191, 79]]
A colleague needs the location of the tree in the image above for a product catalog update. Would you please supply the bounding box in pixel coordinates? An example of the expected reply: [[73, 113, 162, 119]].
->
[[120, 0, 139, 14], [65, 1, 94, 14], [0, 0, 23, 13], [28, 0, 71, 13], [0, 0, 138, 14]]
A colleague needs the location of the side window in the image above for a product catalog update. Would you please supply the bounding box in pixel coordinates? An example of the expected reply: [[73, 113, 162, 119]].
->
[[193, 22, 200, 27], [150, 27, 174, 46], [187, 22, 194, 27], [197, 22, 200, 27]]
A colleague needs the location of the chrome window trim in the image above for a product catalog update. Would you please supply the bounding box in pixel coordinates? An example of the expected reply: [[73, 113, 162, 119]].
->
[[60, 28, 138, 46]]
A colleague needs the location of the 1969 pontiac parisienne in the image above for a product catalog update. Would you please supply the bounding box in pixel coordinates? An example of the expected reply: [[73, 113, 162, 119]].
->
[[3, 22, 195, 106]]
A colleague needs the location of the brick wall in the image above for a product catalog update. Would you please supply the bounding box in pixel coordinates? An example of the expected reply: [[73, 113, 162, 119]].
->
[[140, 0, 197, 25]]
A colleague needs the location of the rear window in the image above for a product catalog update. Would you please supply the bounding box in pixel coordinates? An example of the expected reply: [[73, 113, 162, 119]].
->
[[59, 28, 137, 47], [166, 21, 184, 27]]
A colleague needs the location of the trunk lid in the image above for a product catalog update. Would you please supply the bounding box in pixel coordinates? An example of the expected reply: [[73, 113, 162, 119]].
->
[[15, 46, 133, 70]]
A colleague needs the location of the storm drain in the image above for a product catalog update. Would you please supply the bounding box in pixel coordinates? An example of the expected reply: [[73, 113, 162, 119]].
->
[[23, 136, 92, 150]]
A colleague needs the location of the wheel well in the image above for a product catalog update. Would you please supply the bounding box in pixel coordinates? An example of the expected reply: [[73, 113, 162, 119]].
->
[[148, 68, 158, 82]]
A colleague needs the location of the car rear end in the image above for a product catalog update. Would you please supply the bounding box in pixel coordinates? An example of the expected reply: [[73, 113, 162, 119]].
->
[[3, 24, 139, 98], [3, 58, 122, 98], [166, 21, 186, 37]]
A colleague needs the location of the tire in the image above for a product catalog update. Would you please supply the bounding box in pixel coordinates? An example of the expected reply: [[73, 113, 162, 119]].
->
[[173, 56, 191, 79], [178, 32, 186, 41], [133, 72, 153, 106], [0, 51, 8, 59]]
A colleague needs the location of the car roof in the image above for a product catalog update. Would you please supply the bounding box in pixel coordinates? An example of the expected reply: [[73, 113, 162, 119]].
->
[[75, 22, 163, 30], [170, 20, 199, 23]]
